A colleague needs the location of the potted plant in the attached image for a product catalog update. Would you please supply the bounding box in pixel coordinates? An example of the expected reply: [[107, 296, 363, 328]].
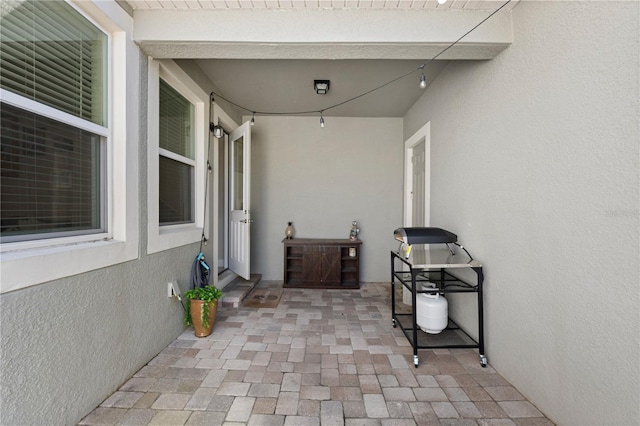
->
[[184, 285, 223, 338]]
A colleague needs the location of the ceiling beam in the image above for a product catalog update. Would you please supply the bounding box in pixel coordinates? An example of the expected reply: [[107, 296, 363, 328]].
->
[[133, 8, 513, 60]]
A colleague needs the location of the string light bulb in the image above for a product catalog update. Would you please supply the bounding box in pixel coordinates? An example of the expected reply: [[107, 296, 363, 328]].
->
[[250, 112, 255, 126], [320, 112, 325, 128], [437, 0, 448, 4], [419, 67, 427, 89]]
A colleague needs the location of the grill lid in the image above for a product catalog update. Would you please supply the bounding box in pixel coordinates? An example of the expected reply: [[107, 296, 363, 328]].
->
[[394, 227, 457, 245]]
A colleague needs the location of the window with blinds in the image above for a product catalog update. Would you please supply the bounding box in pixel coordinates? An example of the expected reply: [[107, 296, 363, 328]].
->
[[159, 79, 195, 225], [0, 0, 108, 242], [1, 0, 107, 125]]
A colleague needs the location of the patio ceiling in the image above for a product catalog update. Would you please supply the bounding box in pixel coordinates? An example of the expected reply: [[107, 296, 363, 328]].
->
[[123, 0, 515, 117]]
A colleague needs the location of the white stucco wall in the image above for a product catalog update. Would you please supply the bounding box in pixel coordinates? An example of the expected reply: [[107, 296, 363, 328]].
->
[[403, 2, 639, 425], [250, 116, 403, 283]]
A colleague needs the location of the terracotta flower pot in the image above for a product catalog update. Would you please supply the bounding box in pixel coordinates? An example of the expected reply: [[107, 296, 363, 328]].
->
[[189, 299, 218, 338]]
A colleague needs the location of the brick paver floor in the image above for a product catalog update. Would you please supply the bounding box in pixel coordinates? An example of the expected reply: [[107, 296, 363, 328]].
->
[[79, 282, 554, 425]]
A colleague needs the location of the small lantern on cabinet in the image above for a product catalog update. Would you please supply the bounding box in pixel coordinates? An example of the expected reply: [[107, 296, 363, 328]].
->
[[285, 222, 295, 239]]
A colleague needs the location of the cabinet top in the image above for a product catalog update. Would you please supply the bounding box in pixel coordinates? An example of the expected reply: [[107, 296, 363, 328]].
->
[[282, 238, 362, 246]]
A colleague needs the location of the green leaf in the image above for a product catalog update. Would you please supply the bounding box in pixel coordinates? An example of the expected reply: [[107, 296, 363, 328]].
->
[[184, 285, 223, 327]]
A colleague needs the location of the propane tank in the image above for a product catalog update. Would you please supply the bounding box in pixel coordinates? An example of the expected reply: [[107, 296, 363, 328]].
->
[[416, 284, 448, 334]]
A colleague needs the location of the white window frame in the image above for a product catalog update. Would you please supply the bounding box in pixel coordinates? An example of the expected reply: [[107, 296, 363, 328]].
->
[[147, 59, 208, 254], [0, 0, 139, 294]]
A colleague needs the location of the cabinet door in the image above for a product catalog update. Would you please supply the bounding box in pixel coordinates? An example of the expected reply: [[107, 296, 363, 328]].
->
[[321, 250, 341, 285], [302, 252, 322, 284]]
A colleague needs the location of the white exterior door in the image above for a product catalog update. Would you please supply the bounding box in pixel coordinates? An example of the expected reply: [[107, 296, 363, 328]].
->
[[229, 121, 251, 280], [411, 140, 426, 227], [404, 122, 431, 228]]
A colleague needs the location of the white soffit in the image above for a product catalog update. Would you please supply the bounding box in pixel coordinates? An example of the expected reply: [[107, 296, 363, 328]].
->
[[124, 0, 516, 11], [131, 7, 513, 60]]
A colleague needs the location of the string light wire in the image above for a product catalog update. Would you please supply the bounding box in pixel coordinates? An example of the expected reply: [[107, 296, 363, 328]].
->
[[210, 0, 512, 118]]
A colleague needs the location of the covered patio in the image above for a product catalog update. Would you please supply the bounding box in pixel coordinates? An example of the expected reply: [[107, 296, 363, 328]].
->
[[80, 283, 552, 425]]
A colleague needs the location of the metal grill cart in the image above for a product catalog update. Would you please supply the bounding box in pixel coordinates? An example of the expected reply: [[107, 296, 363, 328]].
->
[[391, 227, 487, 368]]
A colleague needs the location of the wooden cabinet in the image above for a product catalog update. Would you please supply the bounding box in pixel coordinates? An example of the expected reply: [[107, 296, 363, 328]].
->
[[283, 238, 361, 289]]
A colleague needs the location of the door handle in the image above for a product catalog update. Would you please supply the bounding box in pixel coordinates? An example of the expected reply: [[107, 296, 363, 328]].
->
[[241, 219, 254, 223]]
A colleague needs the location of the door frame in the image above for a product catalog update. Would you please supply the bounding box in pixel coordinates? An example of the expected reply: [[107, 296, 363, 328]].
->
[[402, 122, 431, 305], [404, 122, 431, 227], [212, 103, 238, 288]]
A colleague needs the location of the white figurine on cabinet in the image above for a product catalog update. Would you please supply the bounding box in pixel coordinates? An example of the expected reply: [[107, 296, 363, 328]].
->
[[349, 221, 360, 241]]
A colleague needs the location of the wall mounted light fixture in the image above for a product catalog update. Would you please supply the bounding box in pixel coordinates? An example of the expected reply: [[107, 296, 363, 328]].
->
[[210, 123, 224, 139], [314, 80, 330, 95]]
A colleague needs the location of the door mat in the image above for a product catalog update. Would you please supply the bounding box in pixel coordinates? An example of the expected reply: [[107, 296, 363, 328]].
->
[[242, 288, 283, 309]]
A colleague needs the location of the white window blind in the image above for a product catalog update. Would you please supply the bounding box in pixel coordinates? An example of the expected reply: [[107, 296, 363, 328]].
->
[[0, 0, 107, 242], [1, 103, 103, 241], [0, 0, 107, 125], [159, 79, 195, 225]]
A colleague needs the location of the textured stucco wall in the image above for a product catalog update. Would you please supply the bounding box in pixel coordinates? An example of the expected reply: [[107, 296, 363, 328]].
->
[[250, 116, 403, 282], [0, 9, 199, 425], [403, 2, 639, 425], [0, 249, 194, 425]]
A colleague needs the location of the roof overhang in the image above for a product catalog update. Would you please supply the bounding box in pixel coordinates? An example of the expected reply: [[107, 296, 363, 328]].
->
[[132, 8, 513, 60]]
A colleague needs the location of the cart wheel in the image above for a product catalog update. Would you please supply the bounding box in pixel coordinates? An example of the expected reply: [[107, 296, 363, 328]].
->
[[480, 355, 488, 367], [392, 319, 397, 328], [413, 355, 419, 368]]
